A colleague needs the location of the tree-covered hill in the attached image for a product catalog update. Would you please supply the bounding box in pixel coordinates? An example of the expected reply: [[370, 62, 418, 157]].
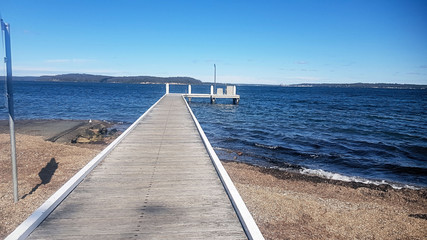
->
[[12, 74, 203, 84]]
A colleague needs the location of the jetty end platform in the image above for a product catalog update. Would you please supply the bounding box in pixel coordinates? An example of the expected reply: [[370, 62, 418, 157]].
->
[[7, 91, 263, 239], [166, 83, 240, 104]]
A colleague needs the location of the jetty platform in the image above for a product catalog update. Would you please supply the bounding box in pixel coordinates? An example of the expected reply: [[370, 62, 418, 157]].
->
[[8, 93, 262, 239], [167, 84, 240, 104]]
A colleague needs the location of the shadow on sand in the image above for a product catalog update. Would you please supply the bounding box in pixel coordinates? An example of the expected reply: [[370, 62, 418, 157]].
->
[[22, 158, 59, 199]]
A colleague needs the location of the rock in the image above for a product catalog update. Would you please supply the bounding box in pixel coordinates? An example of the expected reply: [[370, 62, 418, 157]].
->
[[70, 122, 121, 144], [74, 136, 91, 143]]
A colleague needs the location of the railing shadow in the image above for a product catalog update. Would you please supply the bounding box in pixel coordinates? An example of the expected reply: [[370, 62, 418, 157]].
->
[[21, 158, 59, 199]]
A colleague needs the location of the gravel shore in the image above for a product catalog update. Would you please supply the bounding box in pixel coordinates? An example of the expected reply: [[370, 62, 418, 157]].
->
[[223, 161, 427, 240], [1, 120, 426, 239]]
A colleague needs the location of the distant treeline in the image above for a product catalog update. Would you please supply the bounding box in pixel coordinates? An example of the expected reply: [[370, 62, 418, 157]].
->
[[9, 74, 202, 85], [4, 75, 426, 89], [285, 83, 427, 89]]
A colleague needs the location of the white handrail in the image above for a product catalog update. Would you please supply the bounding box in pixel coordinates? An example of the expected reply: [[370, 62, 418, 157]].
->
[[182, 95, 264, 240]]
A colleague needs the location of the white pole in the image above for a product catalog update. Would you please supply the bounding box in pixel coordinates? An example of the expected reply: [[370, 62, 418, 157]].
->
[[188, 84, 191, 94], [214, 64, 216, 94], [165, 83, 169, 94], [2, 19, 18, 203]]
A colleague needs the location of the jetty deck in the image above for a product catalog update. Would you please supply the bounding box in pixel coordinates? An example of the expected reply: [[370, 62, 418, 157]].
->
[[24, 94, 251, 239]]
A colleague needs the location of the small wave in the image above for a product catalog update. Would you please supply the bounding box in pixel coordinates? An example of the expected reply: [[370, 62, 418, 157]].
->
[[254, 143, 280, 150], [213, 147, 236, 154], [299, 168, 420, 190], [214, 146, 423, 189], [214, 146, 303, 170]]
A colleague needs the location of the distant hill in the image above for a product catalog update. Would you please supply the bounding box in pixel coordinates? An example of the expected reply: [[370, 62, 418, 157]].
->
[[11, 74, 203, 85], [284, 83, 427, 89]]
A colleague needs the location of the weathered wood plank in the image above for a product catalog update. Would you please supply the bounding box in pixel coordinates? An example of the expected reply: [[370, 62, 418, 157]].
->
[[27, 94, 247, 239]]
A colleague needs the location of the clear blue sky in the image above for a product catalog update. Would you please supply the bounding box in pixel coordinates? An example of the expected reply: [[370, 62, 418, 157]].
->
[[1, 0, 426, 84]]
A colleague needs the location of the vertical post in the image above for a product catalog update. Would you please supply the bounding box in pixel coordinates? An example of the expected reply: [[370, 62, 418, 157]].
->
[[214, 64, 216, 94], [210, 85, 214, 95], [188, 84, 191, 94], [165, 83, 169, 94], [233, 85, 236, 95], [2, 19, 18, 203]]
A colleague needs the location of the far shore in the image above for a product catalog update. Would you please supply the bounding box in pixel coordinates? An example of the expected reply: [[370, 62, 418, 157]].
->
[[9, 74, 427, 89], [1, 119, 426, 239]]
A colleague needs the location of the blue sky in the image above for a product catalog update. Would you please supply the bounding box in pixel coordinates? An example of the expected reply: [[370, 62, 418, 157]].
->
[[1, 0, 426, 84]]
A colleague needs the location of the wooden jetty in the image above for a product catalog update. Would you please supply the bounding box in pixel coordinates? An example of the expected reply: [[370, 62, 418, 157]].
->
[[7, 93, 262, 239]]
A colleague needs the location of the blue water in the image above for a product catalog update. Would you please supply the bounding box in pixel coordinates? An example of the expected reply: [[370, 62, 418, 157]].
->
[[1, 81, 426, 188], [0, 81, 164, 124]]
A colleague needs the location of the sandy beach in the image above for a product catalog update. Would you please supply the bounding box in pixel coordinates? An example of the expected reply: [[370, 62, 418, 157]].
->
[[0, 120, 426, 239]]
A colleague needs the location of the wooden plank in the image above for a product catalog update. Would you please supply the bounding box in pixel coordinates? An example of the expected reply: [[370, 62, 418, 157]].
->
[[27, 94, 247, 239]]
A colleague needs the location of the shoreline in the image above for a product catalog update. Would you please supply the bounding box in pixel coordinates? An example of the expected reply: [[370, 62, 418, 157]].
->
[[222, 160, 426, 192], [1, 119, 426, 239], [4, 119, 421, 190], [223, 161, 427, 239], [223, 160, 427, 201], [0, 119, 123, 145], [216, 147, 426, 191]]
